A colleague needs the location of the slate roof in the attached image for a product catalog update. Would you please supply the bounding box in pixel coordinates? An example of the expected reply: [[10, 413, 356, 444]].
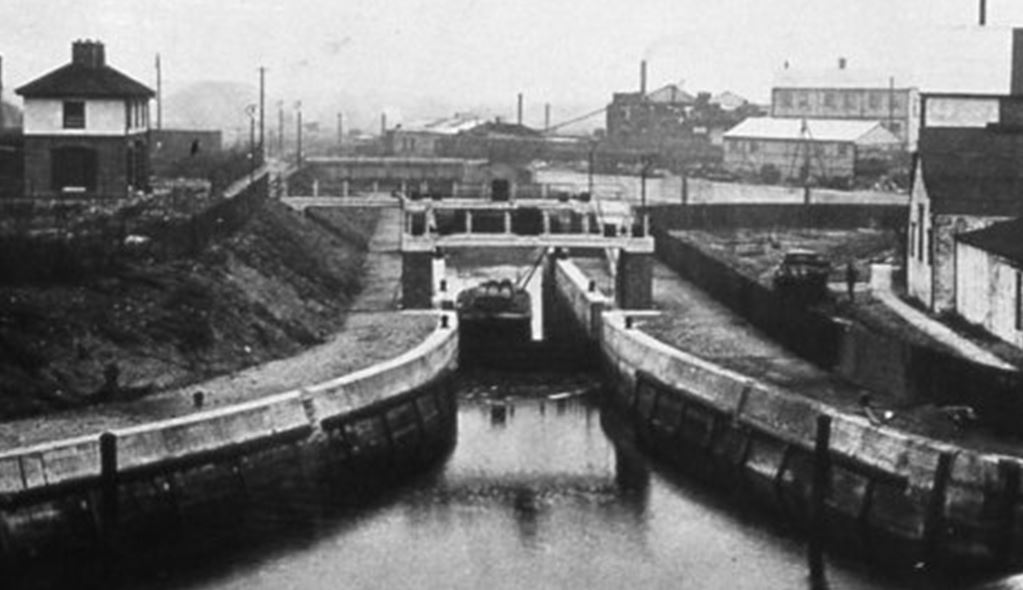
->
[[917, 127, 1023, 216], [16, 62, 154, 99], [723, 117, 898, 144], [772, 67, 915, 90], [957, 216, 1023, 266]]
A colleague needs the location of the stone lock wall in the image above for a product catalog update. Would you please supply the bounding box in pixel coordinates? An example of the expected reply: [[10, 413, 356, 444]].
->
[[0, 312, 460, 577], [551, 256, 1023, 571]]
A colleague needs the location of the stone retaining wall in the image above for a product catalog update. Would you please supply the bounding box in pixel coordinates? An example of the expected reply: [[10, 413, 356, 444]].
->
[[552, 257, 1023, 572], [0, 312, 459, 578]]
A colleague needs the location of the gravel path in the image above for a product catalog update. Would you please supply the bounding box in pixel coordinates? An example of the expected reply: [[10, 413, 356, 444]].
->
[[0, 207, 435, 450]]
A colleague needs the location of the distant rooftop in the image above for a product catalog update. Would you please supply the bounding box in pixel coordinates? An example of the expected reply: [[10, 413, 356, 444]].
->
[[612, 83, 695, 105], [709, 91, 749, 111], [724, 117, 899, 144], [400, 113, 482, 135], [772, 65, 915, 90]]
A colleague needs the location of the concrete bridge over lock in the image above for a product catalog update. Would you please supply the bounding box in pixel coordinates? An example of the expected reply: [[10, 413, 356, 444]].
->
[[282, 195, 656, 311]]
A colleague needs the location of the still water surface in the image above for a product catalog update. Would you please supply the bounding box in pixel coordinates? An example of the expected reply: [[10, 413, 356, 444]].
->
[[140, 373, 1023, 590]]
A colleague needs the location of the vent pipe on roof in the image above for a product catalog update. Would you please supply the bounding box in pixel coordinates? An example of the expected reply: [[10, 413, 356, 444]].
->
[[517, 93, 523, 126], [640, 60, 647, 95], [980, 0, 987, 26], [1012, 29, 1023, 95]]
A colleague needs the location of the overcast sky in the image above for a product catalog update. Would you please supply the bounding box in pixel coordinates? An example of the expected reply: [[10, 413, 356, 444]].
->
[[2, 0, 1023, 130]]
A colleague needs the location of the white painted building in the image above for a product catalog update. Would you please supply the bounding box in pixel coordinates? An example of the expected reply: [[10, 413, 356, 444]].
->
[[722, 117, 900, 182], [15, 40, 154, 197], [955, 218, 1023, 350]]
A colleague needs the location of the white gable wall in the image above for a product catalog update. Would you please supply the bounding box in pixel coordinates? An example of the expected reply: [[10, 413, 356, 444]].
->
[[23, 98, 148, 136], [955, 241, 1023, 349]]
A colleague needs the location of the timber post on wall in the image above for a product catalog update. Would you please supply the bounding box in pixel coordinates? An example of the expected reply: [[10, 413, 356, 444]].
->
[[615, 250, 653, 309], [808, 414, 831, 584], [99, 430, 119, 570], [401, 250, 435, 309]]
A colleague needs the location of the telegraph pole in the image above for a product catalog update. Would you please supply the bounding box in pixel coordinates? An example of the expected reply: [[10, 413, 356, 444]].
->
[[337, 112, 344, 147], [155, 53, 162, 130], [277, 101, 284, 156], [296, 101, 303, 167], [258, 66, 266, 159]]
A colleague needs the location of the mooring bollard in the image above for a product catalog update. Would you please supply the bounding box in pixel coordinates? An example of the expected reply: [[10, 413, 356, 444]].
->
[[439, 279, 447, 292], [625, 316, 634, 329], [193, 391, 205, 409], [588, 280, 596, 292], [441, 315, 450, 329]]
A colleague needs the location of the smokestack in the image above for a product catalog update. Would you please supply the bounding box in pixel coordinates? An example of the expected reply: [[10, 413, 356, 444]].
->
[[381, 112, 387, 135], [838, 57, 847, 70], [544, 103, 551, 131], [980, 0, 987, 26], [640, 60, 647, 95], [1013, 29, 1023, 95], [517, 93, 523, 126]]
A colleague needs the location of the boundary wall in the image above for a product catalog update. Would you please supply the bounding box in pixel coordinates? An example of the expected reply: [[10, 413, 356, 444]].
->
[[552, 256, 1023, 572], [0, 312, 459, 578]]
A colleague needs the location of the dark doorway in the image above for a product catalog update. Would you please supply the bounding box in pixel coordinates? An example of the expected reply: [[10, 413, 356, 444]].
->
[[51, 146, 97, 192], [491, 179, 510, 202]]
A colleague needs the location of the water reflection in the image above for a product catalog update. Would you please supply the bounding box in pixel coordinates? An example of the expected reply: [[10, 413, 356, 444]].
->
[[70, 372, 977, 590]]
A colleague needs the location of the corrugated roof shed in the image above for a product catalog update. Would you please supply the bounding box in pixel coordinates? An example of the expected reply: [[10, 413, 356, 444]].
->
[[957, 216, 1023, 266], [724, 117, 898, 144], [917, 127, 1023, 216]]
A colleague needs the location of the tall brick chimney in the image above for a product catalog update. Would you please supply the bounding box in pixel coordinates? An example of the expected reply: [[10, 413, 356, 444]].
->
[[640, 60, 647, 95], [1012, 29, 1023, 95], [72, 40, 105, 68]]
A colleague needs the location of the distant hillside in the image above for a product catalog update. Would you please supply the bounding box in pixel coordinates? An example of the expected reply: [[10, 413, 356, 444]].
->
[[1, 100, 23, 128], [163, 81, 256, 145]]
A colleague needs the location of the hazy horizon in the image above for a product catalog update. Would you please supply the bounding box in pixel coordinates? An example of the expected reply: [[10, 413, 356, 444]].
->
[[3, 0, 1023, 136]]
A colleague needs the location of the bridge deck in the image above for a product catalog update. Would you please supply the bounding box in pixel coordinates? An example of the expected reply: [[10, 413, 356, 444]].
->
[[402, 233, 654, 253]]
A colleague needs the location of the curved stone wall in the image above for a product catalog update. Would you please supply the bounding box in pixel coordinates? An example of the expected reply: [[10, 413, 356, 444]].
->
[[0, 312, 459, 575], [553, 257, 1023, 572]]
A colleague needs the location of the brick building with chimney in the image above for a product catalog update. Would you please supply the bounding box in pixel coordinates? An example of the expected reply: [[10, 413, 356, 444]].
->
[[16, 40, 154, 198]]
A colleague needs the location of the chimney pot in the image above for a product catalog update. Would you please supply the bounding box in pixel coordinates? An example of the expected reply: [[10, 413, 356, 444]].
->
[[72, 40, 105, 68]]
